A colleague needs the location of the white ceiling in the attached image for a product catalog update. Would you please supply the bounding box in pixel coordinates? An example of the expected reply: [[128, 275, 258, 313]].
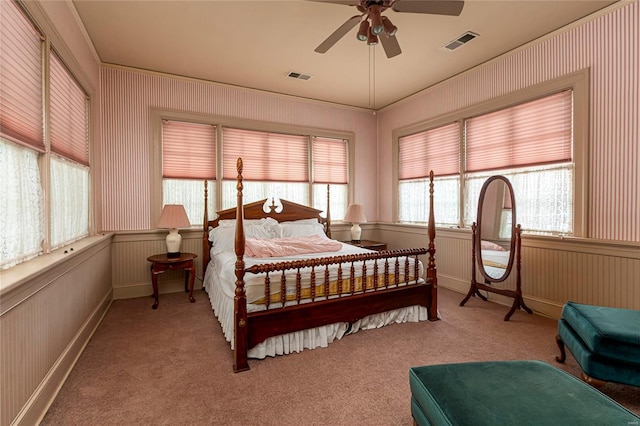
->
[[72, 0, 617, 109]]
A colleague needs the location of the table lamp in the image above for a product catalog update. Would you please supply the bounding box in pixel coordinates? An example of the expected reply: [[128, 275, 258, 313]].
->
[[343, 203, 367, 243], [157, 204, 191, 257]]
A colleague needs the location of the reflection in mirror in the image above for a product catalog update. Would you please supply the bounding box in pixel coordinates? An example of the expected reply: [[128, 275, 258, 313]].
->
[[479, 179, 513, 280]]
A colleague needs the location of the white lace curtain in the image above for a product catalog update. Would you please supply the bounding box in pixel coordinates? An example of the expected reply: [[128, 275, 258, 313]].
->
[[0, 140, 43, 269], [465, 165, 573, 234], [50, 156, 89, 249]]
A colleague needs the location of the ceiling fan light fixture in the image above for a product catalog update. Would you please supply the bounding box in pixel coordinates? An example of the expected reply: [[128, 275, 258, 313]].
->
[[381, 16, 397, 36], [356, 20, 370, 41], [368, 4, 384, 35], [367, 31, 378, 46]]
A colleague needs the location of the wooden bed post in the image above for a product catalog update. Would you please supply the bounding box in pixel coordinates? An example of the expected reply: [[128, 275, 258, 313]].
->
[[325, 184, 331, 239], [427, 171, 438, 321], [202, 180, 210, 278], [233, 158, 249, 372]]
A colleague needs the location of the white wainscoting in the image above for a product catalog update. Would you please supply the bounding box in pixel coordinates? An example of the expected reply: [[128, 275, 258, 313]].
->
[[111, 229, 205, 300], [0, 235, 113, 426], [112, 223, 357, 300], [376, 224, 640, 319]]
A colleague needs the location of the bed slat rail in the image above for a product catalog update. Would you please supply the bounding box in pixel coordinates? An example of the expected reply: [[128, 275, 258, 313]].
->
[[247, 248, 428, 309]]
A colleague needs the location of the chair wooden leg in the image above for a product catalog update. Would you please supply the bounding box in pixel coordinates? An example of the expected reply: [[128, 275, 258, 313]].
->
[[555, 335, 567, 363], [581, 372, 607, 389]]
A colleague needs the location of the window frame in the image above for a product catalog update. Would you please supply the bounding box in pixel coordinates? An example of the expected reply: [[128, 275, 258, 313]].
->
[[393, 69, 589, 237], [150, 109, 355, 227], [0, 0, 95, 269]]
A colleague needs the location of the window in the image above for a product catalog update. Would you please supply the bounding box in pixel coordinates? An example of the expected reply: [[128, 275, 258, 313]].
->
[[161, 120, 216, 226], [0, 0, 44, 268], [398, 122, 460, 226], [464, 90, 573, 234], [49, 50, 90, 249], [396, 71, 587, 237], [155, 115, 351, 224], [0, 0, 91, 269]]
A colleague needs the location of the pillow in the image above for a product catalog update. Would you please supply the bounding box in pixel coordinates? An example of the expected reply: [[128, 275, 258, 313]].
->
[[481, 240, 507, 251], [209, 226, 236, 254], [209, 221, 279, 254], [278, 222, 326, 238]]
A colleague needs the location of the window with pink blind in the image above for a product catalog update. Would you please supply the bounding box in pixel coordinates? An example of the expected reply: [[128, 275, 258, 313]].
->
[[399, 122, 460, 180], [465, 90, 572, 173], [312, 136, 348, 184], [49, 50, 89, 166], [159, 122, 349, 219], [398, 122, 461, 225], [1, 0, 93, 268], [222, 127, 308, 182], [0, 0, 44, 152], [161, 120, 217, 226], [397, 88, 575, 235], [162, 120, 216, 180]]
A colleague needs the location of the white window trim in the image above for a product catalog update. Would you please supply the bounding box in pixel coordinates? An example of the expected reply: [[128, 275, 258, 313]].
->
[[392, 68, 589, 237], [150, 109, 355, 227]]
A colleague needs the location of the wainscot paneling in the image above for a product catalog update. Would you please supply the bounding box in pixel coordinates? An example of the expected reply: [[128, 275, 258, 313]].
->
[[377, 224, 640, 319], [111, 229, 205, 300], [0, 235, 112, 426], [112, 223, 355, 300]]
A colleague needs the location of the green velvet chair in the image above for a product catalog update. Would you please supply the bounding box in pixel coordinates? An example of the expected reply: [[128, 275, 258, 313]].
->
[[556, 301, 640, 387]]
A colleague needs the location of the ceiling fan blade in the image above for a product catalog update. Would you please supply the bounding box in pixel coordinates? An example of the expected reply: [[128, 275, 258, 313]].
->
[[379, 33, 402, 58], [315, 15, 362, 53], [307, 0, 359, 5], [392, 0, 464, 16]]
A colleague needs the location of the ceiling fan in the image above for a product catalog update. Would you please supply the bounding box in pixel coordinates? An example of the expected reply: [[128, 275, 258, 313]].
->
[[313, 0, 465, 58]]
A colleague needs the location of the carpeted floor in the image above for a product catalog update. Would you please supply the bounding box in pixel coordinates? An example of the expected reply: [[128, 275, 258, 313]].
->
[[41, 287, 640, 425]]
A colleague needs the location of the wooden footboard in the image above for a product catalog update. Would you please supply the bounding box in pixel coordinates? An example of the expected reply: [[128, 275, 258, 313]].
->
[[204, 158, 438, 372]]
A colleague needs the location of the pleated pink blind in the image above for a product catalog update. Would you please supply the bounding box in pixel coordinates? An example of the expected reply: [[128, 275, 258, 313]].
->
[[49, 51, 89, 165], [399, 122, 460, 179], [222, 127, 308, 182], [162, 120, 216, 179], [466, 90, 573, 172], [0, 0, 44, 151], [312, 136, 347, 184]]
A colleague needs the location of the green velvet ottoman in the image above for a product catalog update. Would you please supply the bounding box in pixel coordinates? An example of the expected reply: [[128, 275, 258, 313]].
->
[[409, 360, 639, 426], [556, 301, 640, 386]]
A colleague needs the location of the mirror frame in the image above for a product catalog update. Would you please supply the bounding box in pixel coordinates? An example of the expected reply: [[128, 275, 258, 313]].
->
[[475, 175, 516, 283]]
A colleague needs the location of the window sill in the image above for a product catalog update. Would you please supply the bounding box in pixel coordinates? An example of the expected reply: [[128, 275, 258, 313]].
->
[[0, 234, 114, 313]]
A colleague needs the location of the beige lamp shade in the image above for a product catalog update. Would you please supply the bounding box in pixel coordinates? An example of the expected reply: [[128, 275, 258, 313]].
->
[[157, 205, 190, 257], [344, 204, 367, 242]]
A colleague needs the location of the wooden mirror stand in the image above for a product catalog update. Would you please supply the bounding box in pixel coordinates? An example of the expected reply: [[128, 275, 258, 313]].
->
[[459, 176, 532, 321]]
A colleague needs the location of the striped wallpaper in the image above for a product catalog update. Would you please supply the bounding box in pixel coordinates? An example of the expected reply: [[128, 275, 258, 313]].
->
[[378, 1, 639, 242], [99, 67, 377, 231]]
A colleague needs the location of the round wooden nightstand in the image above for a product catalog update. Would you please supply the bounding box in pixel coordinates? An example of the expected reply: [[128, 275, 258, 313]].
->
[[147, 252, 197, 309]]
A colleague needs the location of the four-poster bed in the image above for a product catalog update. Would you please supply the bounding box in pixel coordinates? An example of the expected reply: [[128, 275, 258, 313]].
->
[[202, 158, 439, 372]]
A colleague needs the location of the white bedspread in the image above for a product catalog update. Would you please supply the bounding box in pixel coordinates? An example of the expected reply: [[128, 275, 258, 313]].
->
[[203, 242, 432, 359]]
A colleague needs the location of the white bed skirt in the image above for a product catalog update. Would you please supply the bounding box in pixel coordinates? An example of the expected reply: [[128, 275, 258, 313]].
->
[[203, 262, 433, 359]]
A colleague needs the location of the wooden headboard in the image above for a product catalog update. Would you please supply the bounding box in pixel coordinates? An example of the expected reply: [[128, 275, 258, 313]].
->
[[202, 158, 332, 276]]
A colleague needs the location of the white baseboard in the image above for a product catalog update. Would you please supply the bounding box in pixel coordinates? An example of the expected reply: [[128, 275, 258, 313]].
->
[[438, 274, 563, 320], [13, 288, 112, 426], [113, 279, 203, 300]]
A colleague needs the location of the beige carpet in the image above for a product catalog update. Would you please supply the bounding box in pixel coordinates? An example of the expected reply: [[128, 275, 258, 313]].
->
[[42, 287, 640, 425]]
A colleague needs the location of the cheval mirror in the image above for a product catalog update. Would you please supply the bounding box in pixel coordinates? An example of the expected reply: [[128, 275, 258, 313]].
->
[[459, 175, 532, 321]]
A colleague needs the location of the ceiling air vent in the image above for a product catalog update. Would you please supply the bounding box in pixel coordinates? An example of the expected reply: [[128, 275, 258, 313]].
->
[[443, 31, 478, 51], [286, 71, 313, 81]]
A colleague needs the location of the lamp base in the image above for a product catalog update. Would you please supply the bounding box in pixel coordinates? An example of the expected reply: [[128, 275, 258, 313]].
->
[[350, 223, 362, 243], [165, 228, 182, 257]]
